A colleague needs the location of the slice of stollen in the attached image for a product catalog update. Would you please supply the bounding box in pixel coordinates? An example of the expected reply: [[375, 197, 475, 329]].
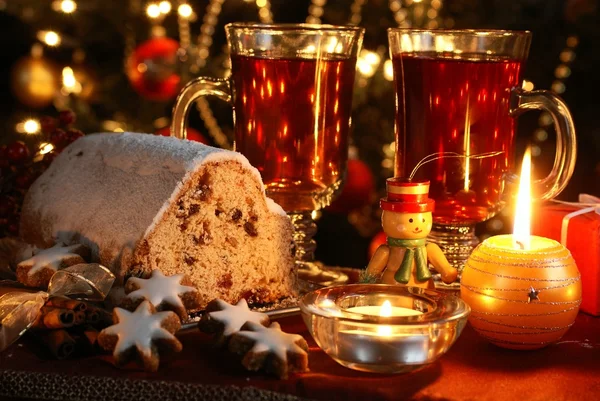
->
[[20, 132, 296, 308]]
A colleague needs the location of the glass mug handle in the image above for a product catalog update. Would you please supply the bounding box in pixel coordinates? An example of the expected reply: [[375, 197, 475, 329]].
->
[[171, 77, 232, 140], [509, 88, 577, 200]]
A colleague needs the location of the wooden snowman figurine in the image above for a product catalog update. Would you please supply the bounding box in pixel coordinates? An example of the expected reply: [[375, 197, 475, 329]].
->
[[363, 178, 458, 289]]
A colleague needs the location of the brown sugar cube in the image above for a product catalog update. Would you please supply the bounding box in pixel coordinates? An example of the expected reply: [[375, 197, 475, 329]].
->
[[97, 301, 182, 372], [228, 321, 309, 379], [122, 270, 201, 320], [16, 243, 90, 288]]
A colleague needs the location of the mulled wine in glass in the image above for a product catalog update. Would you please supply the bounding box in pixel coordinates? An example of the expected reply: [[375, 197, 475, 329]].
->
[[388, 29, 577, 282], [172, 23, 364, 287]]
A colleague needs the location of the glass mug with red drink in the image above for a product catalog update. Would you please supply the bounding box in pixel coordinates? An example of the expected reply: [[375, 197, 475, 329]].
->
[[389, 29, 576, 279], [172, 23, 364, 284]]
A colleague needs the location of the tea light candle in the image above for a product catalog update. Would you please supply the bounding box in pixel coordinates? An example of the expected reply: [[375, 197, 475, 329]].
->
[[336, 328, 429, 368], [337, 300, 429, 369], [461, 149, 582, 350], [345, 301, 423, 317]]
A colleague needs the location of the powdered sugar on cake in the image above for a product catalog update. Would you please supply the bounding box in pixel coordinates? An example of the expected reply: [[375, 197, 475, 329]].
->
[[22, 132, 285, 267], [126, 270, 194, 312], [208, 299, 269, 336], [265, 197, 287, 216]]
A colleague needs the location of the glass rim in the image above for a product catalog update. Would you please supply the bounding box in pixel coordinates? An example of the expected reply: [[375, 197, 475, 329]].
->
[[226, 22, 365, 34], [388, 28, 531, 37], [299, 284, 471, 326]]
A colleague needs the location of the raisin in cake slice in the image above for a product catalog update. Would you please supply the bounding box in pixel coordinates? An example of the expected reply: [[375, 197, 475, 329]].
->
[[20, 132, 296, 309]]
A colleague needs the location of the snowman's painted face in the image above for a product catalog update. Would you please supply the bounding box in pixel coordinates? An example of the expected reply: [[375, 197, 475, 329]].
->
[[381, 210, 432, 240]]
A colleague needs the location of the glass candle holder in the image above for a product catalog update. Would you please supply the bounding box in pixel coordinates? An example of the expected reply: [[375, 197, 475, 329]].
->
[[299, 284, 470, 374]]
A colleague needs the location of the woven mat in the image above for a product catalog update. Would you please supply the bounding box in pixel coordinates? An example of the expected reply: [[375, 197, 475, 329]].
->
[[0, 370, 315, 401]]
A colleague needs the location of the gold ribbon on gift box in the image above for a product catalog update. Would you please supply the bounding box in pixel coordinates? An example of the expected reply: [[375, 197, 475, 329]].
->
[[554, 194, 600, 246]]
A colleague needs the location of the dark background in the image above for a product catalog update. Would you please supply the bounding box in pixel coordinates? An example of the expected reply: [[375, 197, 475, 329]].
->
[[1, 0, 598, 268]]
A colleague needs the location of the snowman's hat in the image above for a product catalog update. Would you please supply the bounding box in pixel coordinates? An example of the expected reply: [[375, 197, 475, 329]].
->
[[380, 178, 435, 213]]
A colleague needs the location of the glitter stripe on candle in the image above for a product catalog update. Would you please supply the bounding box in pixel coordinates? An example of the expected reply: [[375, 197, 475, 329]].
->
[[464, 264, 580, 282], [460, 277, 580, 292], [470, 316, 575, 332], [469, 304, 580, 317], [461, 285, 581, 305], [466, 254, 572, 268], [473, 325, 574, 336]]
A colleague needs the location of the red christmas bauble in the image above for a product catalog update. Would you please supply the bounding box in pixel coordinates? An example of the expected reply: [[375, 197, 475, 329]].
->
[[155, 126, 209, 144], [369, 231, 387, 259], [126, 38, 181, 101], [327, 159, 375, 213]]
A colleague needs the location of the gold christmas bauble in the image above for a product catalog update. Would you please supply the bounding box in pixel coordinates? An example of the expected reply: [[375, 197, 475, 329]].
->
[[460, 235, 582, 350], [11, 56, 60, 108]]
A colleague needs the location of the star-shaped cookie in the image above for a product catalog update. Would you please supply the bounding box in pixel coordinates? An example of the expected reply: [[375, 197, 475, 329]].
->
[[229, 321, 309, 379], [123, 270, 201, 320], [97, 301, 182, 372], [16, 243, 89, 288], [199, 298, 270, 344]]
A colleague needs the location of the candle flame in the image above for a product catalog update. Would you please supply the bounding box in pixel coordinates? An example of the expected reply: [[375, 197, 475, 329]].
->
[[513, 148, 532, 250], [377, 300, 393, 336], [380, 300, 392, 317]]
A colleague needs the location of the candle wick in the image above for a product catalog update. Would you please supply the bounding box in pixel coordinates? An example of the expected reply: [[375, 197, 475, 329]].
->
[[515, 240, 526, 250]]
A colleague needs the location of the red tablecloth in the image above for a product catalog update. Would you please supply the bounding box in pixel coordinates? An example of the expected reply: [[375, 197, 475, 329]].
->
[[1, 312, 599, 401]]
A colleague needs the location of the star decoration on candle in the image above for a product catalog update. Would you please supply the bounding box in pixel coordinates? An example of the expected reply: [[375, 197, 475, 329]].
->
[[527, 286, 540, 303]]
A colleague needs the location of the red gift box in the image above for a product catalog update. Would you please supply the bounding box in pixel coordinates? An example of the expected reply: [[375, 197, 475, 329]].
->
[[532, 201, 600, 316]]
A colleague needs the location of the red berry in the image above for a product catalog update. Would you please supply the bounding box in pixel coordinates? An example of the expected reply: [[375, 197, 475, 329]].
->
[[49, 129, 68, 146], [40, 116, 57, 134], [0, 196, 15, 217], [66, 129, 85, 143], [6, 141, 31, 164], [15, 170, 35, 190], [58, 110, 76, 126]]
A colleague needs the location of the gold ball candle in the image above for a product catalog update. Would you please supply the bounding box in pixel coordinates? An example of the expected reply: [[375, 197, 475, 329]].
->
[[460, 149, 582, 350], [461, 235, 581, 350]]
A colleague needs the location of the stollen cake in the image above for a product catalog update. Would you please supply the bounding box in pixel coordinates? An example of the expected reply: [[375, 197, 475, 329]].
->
[[20, 132, 296, 308]]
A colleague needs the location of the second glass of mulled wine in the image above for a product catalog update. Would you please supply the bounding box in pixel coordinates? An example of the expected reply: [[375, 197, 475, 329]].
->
[[388, 29, 577, 281]]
